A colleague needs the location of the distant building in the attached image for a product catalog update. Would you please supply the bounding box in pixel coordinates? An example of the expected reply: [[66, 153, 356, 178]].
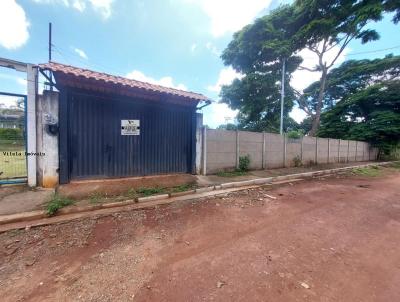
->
[[0, 113, 24, 129]]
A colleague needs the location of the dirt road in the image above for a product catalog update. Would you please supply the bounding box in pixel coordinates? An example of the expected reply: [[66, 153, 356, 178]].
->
[[1, 169, 400, 301]]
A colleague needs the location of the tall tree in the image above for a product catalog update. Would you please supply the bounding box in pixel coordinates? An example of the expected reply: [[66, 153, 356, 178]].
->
[[220, 4, 302, 132], [222, 0, 398, 135]]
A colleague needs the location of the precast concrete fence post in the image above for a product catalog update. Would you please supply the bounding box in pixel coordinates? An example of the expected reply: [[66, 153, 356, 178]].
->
[[368, 146, 371, 161], [202, 126, 207, 175], [262, 132, 266, 169], [283, 133, 287, 167], [300, 137, 304, 164], [362, 143, 365, 161], [355, 141, 358, 161], [327, 138, 330, 164], [236, 130, 239, 169], [347, 140, 350, 163], [315, 137, 318, 164]]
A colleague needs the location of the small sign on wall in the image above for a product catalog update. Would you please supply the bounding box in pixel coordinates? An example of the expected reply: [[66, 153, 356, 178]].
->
[[121, 119, 140, 135]]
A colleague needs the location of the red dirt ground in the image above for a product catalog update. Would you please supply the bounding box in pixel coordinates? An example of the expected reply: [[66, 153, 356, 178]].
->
[[1, 168, 400, 302]]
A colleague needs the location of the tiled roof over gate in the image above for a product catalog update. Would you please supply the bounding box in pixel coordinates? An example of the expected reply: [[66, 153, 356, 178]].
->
[[39, 62, 209, 104]]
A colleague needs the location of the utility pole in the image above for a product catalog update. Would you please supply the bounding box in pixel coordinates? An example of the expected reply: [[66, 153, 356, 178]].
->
[[48, 22, 53, 91], [279, 58, 286, 135]]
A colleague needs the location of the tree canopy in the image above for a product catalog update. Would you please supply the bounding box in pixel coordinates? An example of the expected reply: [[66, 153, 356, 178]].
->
[[318, 80, 400, 153], [220, 0, 399, 135], [300, 54, 400, 112], [220, 68, 298, 132]]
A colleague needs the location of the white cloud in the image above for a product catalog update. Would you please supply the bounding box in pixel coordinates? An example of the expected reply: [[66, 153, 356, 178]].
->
[[32, 0, 70, 6], [207, 103, 238, 127], [182, 0, 272, 37], [205, 41, 219, 56], [0, 95, 24, 109], [126, 70, 187, 91], [88, 0, 113, 19], [0, 0, 29, 49], [16, 77, 27, 86], [291, 44, 350, 92], [289, 106, 307, 123], [204, 67, 242, 127], [72, 0, 86, 11], [190, 43, 197, 53], [207, 67, 242, 93], [32, 0, 113, 19], [73, 47, 88, 59]]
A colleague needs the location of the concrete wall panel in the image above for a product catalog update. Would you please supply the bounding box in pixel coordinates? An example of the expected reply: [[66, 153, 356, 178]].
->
[[265, 133, 284, 168], [317, 138, 329, 164], [202, 129, 376, 175], [206, 129, 236, 174], [238, 131, 263, 170], [339, 140, 348, 162], [348, 141, 357, 162], [302, 137, 317, 164], [286, 139, 302, 167], [329, 139, 340, 163]]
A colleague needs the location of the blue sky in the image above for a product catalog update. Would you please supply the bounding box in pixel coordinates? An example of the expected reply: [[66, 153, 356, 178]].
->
[[0, 0, 399, 127]]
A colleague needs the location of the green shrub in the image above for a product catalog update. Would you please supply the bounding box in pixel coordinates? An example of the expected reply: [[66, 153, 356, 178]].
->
[[381, 146, 400, 160], [239, 155, 250, 172], [293, 155, 302, 167], [286, 130, 304, 139], [46, 194, 74, 216]]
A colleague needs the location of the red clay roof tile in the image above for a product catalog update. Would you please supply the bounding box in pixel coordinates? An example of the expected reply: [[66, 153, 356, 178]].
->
[[39, 61, 209, 103]]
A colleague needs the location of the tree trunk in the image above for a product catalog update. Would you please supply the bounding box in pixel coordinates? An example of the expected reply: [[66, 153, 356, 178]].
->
[[309, 68, 328, 136]]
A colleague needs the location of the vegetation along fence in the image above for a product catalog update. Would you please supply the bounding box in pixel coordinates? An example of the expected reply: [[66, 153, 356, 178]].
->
[[201, 128, 379, 175], [0, 127, 26, 180]]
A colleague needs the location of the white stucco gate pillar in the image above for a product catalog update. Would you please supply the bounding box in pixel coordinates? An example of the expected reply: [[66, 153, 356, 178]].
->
[[0, 58, 38, 187], [27, 64, 38, 187]]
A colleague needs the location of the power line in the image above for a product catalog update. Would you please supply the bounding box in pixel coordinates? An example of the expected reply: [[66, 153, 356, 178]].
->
[[346, 44, 400, 56], [300, 44, 400, 60], [52, 45, 129, 77]]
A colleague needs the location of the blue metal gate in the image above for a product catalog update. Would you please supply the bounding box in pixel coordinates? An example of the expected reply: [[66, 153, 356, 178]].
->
[[61, 90, 196, 182], [0, 92, 27, 184]]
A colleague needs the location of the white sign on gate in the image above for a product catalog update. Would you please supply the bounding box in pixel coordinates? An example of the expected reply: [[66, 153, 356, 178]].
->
[[121, 119, 140, 135]]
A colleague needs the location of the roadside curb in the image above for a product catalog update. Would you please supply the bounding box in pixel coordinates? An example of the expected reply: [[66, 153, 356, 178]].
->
[[0, 161, 395, 228]]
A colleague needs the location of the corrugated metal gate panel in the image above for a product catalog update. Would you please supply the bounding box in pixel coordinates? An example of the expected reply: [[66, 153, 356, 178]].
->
[[68, 91, 194, 180]]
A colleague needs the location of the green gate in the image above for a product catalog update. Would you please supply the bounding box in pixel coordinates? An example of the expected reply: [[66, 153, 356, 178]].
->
[[0, 92, 27, 184]]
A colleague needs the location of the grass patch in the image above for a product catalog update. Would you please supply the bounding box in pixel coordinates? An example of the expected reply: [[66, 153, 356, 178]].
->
[[124, 188, 138, 199], [169, 183, 196, 193], [89, 192, 106, 204], [46, 194, 74, 216], [137, 187, 166, 197], [352, 166, 382, 177], [216, 170, 249, 177], [122, 184, 196, 199], [0, 147, 26, 179], [389, 161, 400, 169]]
